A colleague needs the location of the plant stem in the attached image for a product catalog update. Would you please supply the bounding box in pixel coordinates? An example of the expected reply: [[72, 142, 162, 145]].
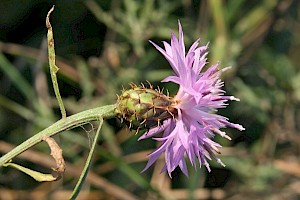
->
[[46, 6, 67, 119], [0, 104, 116, 167]]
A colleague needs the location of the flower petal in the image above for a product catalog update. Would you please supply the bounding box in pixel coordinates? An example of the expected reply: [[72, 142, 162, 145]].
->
[[141, 20, 244, 177]]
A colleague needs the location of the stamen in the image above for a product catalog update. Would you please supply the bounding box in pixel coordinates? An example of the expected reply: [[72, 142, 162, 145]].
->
[[230, 96, 240, 101], [213, 128, 232, 140], [210, 144, 221, 154], [216, 158, 226, 167]]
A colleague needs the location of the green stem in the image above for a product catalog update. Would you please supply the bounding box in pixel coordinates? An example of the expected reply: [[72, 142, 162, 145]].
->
[[46, 6, 67, 119], [0, 104, 116, 167]]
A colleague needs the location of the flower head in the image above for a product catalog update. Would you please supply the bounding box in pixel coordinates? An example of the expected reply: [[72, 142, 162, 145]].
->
[[138, 21, 245, 177]]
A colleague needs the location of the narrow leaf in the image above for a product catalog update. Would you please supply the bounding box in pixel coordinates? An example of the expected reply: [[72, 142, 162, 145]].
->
[[4, 162, 56, 182], [69, 118, 104, 200]]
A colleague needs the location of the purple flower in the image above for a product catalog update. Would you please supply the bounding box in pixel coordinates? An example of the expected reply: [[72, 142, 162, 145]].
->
[[139, 21, 245, 177]]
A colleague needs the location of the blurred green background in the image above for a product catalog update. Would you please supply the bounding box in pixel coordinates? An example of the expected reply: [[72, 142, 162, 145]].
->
[[0, 0, 299, 199]]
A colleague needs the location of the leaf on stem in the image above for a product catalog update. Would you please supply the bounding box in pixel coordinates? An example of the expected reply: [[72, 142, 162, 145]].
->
[[43, 136, 65, 180], [3, 162, 57, 182]]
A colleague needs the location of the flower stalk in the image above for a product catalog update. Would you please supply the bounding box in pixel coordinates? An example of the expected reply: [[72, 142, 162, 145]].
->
[[0, 104, 116, 167]]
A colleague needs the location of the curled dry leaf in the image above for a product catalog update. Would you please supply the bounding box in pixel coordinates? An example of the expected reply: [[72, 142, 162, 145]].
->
[[43, 136, 66, 180]]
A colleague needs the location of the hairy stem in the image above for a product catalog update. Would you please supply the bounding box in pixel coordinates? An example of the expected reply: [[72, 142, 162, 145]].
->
[[0, 104, 116, 167]]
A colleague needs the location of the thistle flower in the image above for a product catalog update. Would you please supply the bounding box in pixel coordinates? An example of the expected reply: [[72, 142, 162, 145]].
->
[[115, 83, 176, 131], [136, 21, 245, 177]]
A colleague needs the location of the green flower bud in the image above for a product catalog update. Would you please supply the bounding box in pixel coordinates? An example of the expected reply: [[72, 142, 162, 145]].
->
[[115, 84, 176, 130]]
